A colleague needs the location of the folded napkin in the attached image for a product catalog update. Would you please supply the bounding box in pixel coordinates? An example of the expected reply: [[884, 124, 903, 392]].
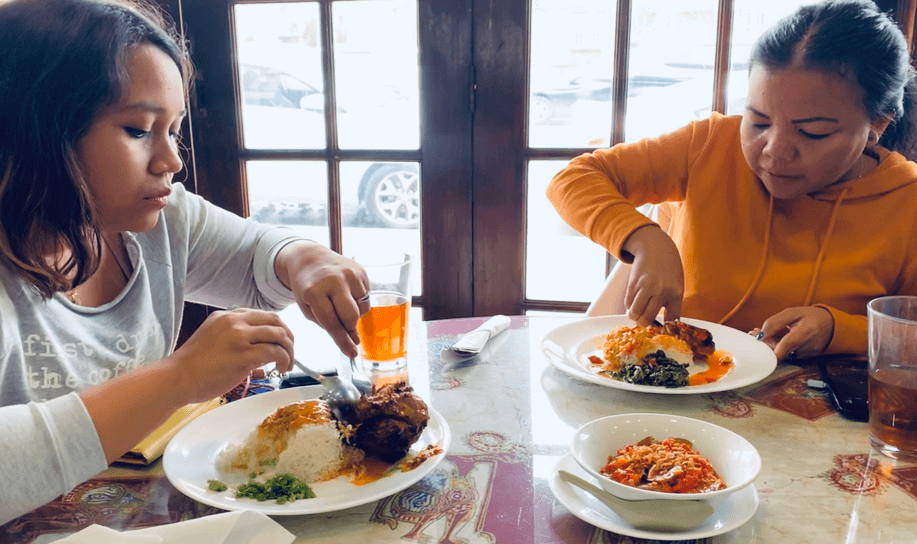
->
[[53, 510, 295, 544], [442, 315, 511, 360], [117, 397, 223, 465]]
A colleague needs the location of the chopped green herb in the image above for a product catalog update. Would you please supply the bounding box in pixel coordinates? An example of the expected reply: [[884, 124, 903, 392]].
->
[[235, 473, 316, 503], [608, 350, 689, 387], [207, 479, 228, 492]]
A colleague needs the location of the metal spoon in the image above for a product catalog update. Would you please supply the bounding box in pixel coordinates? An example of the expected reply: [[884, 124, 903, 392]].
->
[[294, 360, 361, 418], [558, 470, 714, 531]]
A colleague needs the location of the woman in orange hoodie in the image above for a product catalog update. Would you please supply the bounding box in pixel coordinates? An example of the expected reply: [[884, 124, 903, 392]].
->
[[547, 0, 917, 360]]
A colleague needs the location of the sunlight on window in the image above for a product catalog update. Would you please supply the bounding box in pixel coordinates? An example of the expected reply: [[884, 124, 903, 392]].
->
[[526, 161, 608, 303], [529, 0, 616, 149], [234, 3, 326, 150], [624, 0, 718, 142], [726, 0, 827, 115], [332, 1, 420, 150], [529, 0, 830, 147], [340, 162, 422, 297], [246, 160, 331, 247]]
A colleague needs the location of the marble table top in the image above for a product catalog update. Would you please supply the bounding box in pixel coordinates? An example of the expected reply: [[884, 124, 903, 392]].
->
[[5, 315, 916, 543]]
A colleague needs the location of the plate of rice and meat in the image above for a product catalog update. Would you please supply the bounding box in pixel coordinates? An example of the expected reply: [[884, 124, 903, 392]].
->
[[541, 315, 777, 394], [163, 383, 449, 515]]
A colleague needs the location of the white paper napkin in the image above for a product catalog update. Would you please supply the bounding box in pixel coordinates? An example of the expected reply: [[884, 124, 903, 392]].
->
[[51, 525, 161, 544], [53, 510, 295, 544], [444, 315, 511, 358]]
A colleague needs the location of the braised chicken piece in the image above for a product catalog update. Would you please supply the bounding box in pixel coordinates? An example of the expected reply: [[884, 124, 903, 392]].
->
[[334, 383, 429, 463], [651, 321, 716, 360]]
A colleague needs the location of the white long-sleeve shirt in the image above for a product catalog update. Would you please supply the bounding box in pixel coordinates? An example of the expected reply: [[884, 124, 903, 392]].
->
[[0, 183, 305, 523]]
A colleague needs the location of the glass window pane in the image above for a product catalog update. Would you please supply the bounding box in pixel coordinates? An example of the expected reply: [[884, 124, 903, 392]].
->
[[529, 0, 616, 149], [247, 161, 331, 248], [625, 0, 718, 143], [340, 161, 422, 297], [726, 0, 827, 115], [526, 161, 607, 302], [332, 1, 420, 150], [235, 3, 326, 150]]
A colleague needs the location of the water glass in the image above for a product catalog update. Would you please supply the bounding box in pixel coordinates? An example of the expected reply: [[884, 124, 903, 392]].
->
[[868, 296, 917, 462], [354, 252, 412, 371]]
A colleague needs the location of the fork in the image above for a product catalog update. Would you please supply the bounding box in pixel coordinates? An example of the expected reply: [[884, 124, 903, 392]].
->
[[349, 357, 374, 396]]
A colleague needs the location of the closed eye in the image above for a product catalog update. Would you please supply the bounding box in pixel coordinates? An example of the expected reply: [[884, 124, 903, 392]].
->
[[800, 130, 830, 140], [124, 127, 149, 138]]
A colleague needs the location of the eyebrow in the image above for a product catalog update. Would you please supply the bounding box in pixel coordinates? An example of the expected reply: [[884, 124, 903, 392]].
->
[[746, 106, 838, 124], [119, 102, 187, 118]]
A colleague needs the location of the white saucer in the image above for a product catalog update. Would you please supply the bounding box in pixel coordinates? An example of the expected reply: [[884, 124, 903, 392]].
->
[[549, 454, 759, 540]]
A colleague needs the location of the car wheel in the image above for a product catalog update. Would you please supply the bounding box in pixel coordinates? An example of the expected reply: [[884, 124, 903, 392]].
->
[[531, 95, 555, 124], [362, 164, 420, 229]]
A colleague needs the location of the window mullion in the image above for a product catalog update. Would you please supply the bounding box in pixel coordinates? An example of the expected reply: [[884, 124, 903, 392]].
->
[[605, 0, 632, 276], [319, 0, 343, 253], [712, 0, 734, 114], [611, 0, 631, 146]]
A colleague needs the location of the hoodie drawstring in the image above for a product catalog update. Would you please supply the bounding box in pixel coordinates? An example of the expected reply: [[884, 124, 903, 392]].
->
[[803, 188, 849, 306], [719, 195, 774, 324], [718, 188, 849, 324]]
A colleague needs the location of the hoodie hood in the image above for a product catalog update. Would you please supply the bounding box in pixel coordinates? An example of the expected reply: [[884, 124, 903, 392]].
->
[[809, 148, 917, 201]]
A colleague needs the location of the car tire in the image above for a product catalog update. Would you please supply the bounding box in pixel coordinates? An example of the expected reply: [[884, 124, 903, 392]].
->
[[531, 94, 555, 125], [361, 163, 420, 229]]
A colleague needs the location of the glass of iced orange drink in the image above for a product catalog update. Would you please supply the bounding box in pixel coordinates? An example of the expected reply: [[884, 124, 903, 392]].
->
[[354, 252, 412, 371]]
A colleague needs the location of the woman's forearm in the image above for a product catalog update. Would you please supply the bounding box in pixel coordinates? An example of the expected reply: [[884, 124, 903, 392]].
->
[[78, 359, 191, 464]]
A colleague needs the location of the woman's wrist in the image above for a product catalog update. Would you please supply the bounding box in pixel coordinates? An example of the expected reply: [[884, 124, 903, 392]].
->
[[811, 304, 838, 354], [273, 240, 322, 291], [158, 353, 204, 406], [620, 224, 665, 262]]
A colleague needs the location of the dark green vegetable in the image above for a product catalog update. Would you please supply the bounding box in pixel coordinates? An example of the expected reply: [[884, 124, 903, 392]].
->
[[235, 473, 316, 503], [207, 479, 228, 492], [607, 350, 689, 387]]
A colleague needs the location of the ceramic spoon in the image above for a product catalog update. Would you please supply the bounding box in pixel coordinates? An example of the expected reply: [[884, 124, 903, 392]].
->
[[557, 470, 714, 531]]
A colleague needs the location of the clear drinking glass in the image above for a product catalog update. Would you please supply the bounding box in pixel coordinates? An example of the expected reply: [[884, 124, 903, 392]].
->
[[867, 295, 917, 462], [354, 252, 412, 371]]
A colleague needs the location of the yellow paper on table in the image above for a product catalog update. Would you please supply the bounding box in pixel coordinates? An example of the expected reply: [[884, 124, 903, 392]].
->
[[116, 397, 223, 465]]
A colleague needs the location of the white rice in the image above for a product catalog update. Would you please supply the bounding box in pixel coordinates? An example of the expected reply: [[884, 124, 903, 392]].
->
[[275, 422, 347, 482], [615, 340, 695, 369], [660, 344, 695, 368], [217, 420, 350, 483]]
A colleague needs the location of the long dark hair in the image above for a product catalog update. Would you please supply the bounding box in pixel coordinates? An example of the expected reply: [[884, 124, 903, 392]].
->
[[0, 0, 190, 297], [749, 0, 917, 160]]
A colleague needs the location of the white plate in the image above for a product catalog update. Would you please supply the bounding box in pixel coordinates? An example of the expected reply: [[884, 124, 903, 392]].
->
[[163, 385, 450, 515], [549, 454, 759, 540], [541, 315, 777, 394]]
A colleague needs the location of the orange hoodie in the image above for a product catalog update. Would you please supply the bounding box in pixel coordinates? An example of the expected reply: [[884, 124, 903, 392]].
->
[[547, 113, 917, 356]]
